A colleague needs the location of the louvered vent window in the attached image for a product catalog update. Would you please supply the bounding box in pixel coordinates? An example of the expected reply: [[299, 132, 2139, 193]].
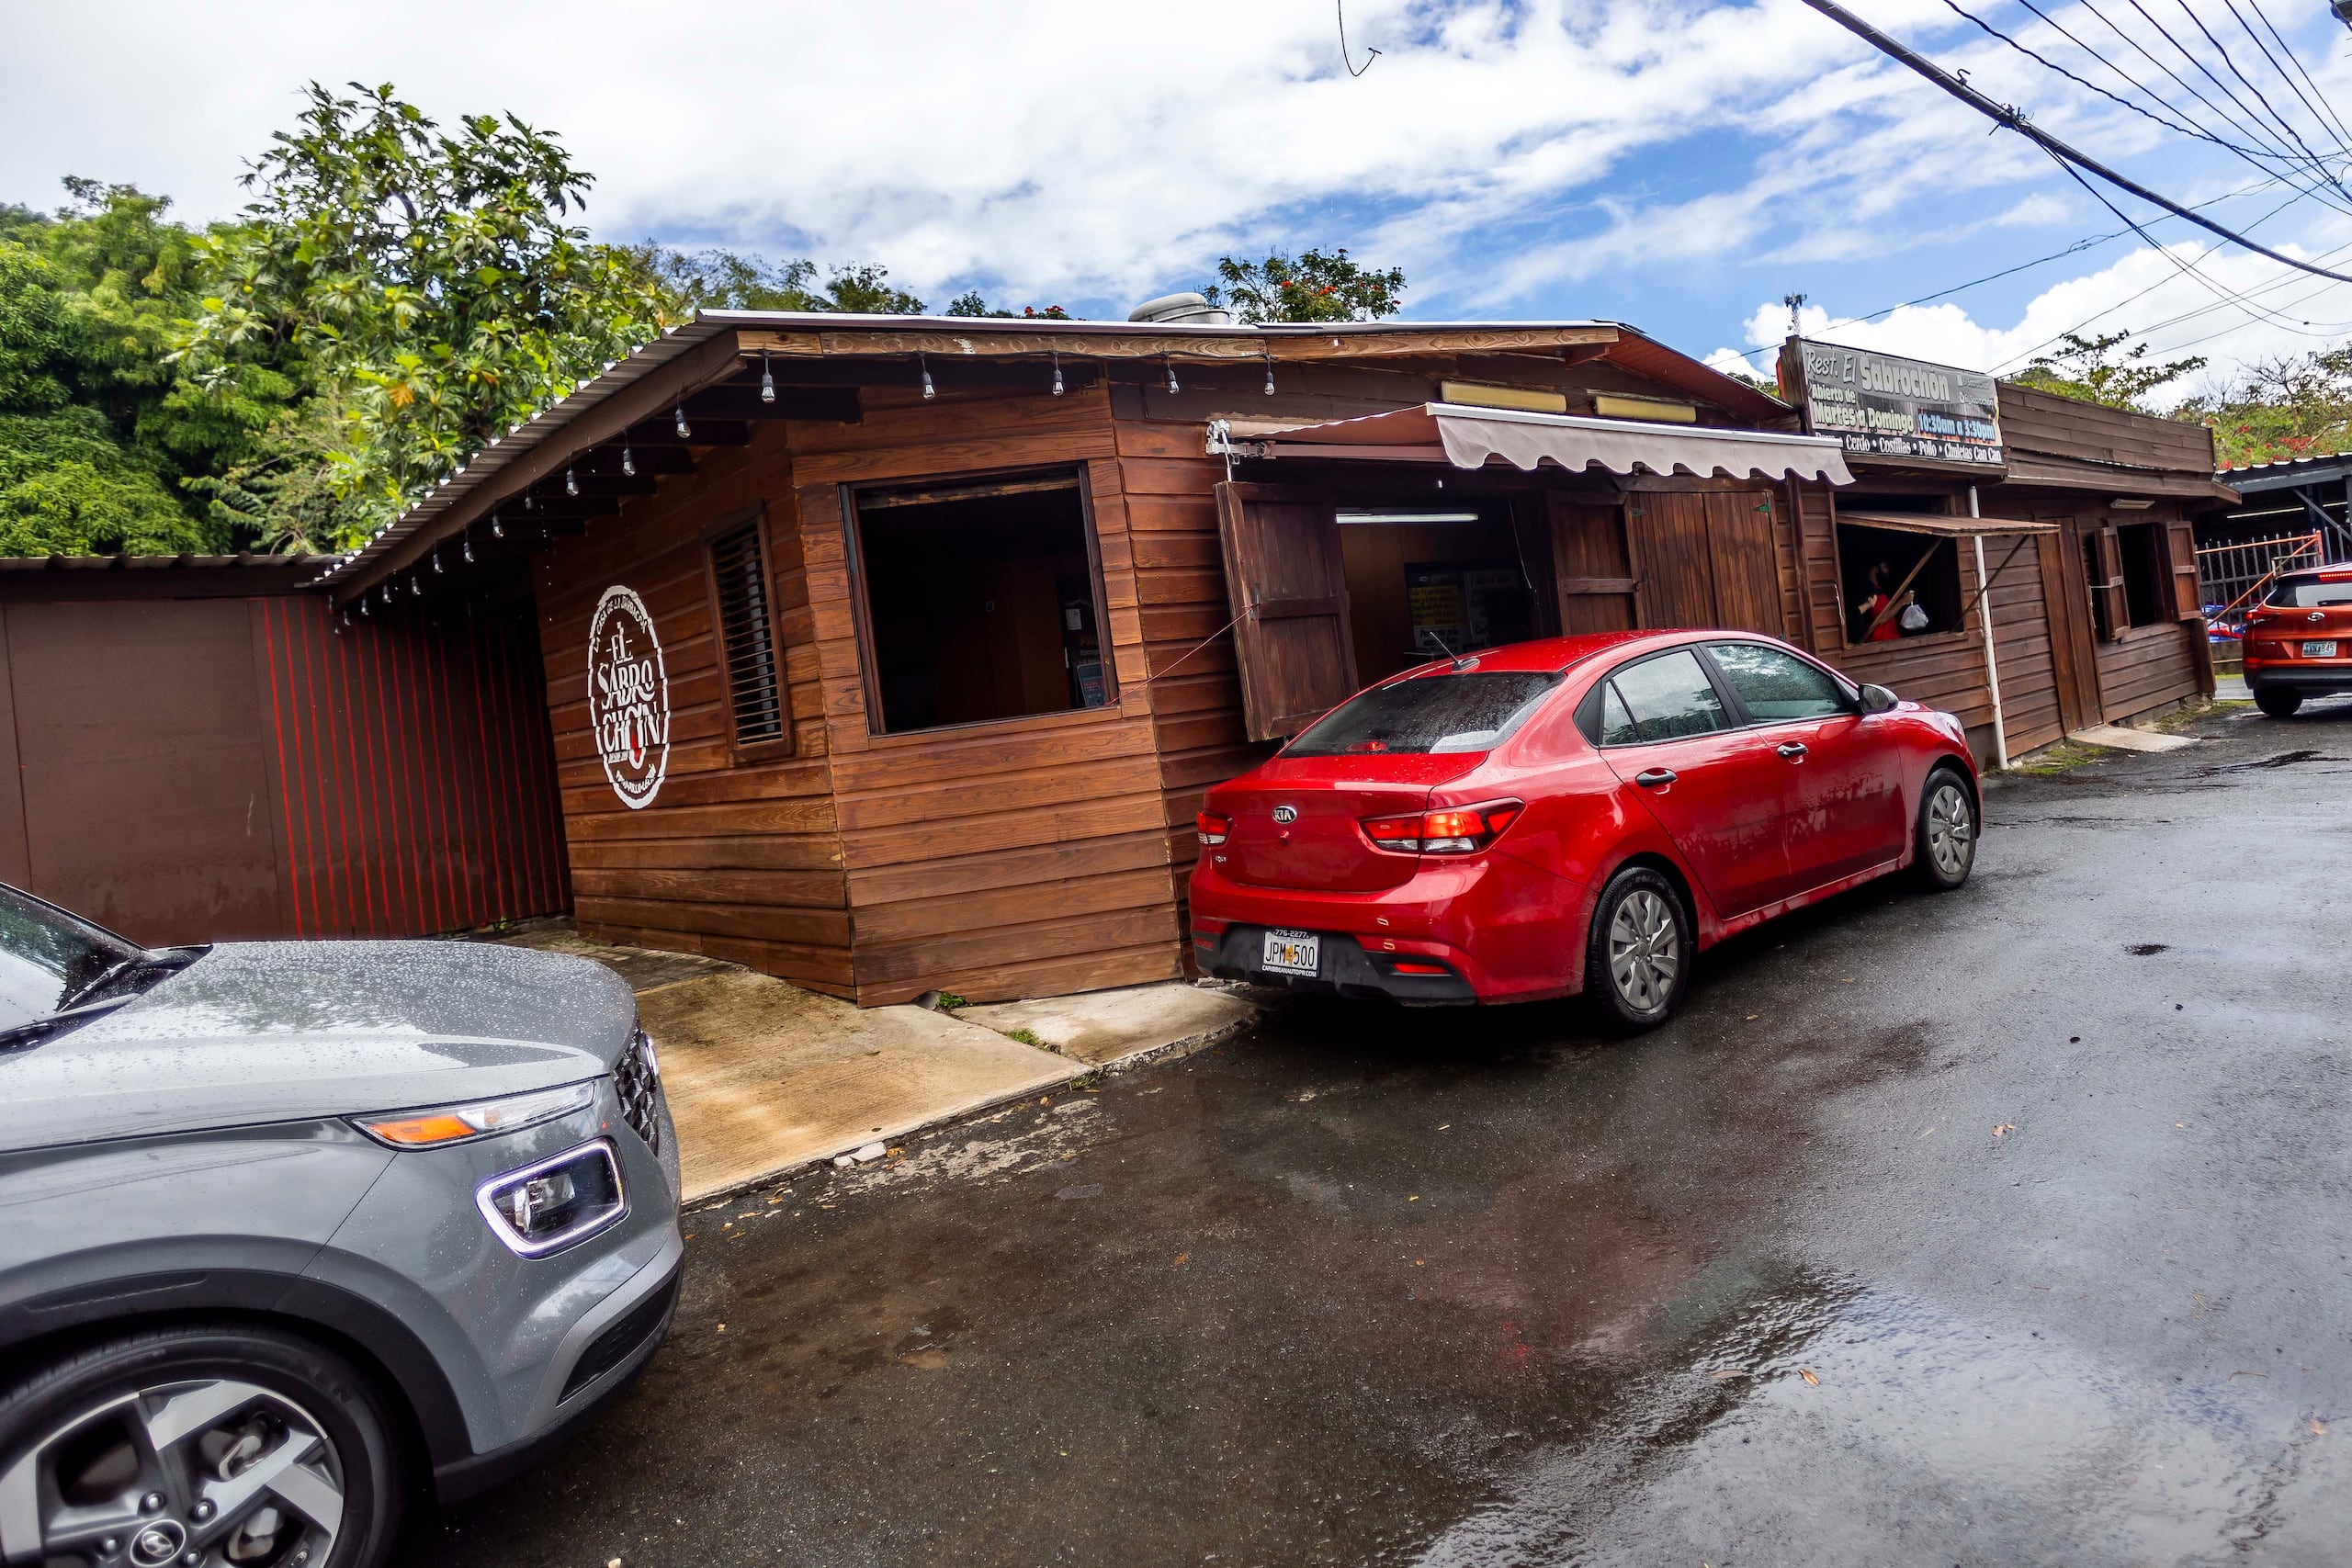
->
[[709, 520, 786, 744]]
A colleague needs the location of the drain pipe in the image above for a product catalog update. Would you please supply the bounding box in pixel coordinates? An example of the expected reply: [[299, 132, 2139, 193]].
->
[[1971, 485, 2010, 770]]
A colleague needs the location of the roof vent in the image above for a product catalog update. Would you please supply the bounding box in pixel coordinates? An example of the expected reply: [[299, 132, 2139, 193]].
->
[[1128, 291, 1232, 326]]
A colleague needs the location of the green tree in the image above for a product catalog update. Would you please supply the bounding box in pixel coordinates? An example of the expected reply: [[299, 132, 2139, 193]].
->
[[1203, 246, 1405, 323], [645, 248, 933, 314], [178, 82, 673, 541], [943, 288, 1071, 319], [2010, 330, 2205, 412], [2175, 346, 2352, 468]]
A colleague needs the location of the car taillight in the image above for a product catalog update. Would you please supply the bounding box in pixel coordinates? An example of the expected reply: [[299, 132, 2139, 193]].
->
[[1360, 800, 1523, 854], [1196, 811, 1232, 845]]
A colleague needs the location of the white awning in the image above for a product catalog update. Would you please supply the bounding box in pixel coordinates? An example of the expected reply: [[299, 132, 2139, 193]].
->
[[1215, 402, 1854, 485]]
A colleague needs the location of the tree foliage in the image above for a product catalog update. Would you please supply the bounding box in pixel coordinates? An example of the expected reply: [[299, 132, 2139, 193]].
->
[[177, 83, 673, 539], [1203, 247, 1406, 323], [646, 249, 928, 314], [2009, 330, 2205, 412], [2174, 346, 2352, 468]]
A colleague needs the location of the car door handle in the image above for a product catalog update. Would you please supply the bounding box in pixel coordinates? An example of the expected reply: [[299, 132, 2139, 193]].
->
[[1777, 742, 1808, 760], [1634, 769, 1677, 787]]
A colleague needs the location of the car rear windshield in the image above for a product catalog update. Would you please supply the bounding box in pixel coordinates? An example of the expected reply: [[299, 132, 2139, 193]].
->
[[2267, 578, 2352, 607], [1284, 671, 1560, 757]]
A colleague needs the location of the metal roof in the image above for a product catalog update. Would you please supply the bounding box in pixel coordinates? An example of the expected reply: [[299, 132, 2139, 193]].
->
[[2214, 451, 2352, 491], [312, 310, 1792, 597], [0, 553, 335, 572]]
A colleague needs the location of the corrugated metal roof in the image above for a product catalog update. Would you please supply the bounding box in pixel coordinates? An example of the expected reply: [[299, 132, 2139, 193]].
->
[[0, 553, 335, 572], [2215, 450, 2352, 489]]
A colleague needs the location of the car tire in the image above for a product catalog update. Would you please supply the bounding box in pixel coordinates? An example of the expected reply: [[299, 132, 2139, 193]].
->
[[2255, 685, 2302, 718], [1914, 766, 1977, 893], [1585, 865, 1692, 1032], [0, 1323, 404, 1568]]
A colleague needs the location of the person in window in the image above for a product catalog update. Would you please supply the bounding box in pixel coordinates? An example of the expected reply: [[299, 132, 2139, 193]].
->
[[1853, 560, 1914, 643]]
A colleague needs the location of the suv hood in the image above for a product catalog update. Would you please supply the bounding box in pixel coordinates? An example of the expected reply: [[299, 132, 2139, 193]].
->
[[0, 941, 637, 1153]]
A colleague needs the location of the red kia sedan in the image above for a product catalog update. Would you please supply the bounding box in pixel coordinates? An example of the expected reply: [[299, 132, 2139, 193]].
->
[[2242, 565, 2352, 717], [1189, 631, 1979, 1030]]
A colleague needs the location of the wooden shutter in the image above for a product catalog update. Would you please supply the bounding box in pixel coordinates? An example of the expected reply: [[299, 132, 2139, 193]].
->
[[1215, 482, 1358, 741], [2164, 519, 2203, 620], [2092, 526, 2129, 641], [1549, 496, 1638, 633], [1633, 493, 1716, 628], [707, 513, 792, 750], [1703, 491, 1786, 637]]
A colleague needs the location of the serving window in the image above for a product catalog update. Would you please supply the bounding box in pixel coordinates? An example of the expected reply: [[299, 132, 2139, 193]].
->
[[846, 468, 1114, 737], [1836, 518, 1963, 644]]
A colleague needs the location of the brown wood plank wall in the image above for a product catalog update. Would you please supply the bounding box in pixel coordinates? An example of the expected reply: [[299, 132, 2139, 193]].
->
[[2094, 622, 2200, 720], [533, 423, 854, 996], [1984, 536, 2066, 755], [788, 383, 1183, 1005]]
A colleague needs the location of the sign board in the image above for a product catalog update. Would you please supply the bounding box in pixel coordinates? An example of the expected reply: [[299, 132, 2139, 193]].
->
[[1781, 337, 2003, 469], [587, 585, 671, 809]]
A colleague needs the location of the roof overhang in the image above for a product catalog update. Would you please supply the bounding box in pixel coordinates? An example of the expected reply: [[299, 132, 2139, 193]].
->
[[1837, 509, 2058, 536], [1214, 402, 1854, 485], [1999, 453, 2240, 504]]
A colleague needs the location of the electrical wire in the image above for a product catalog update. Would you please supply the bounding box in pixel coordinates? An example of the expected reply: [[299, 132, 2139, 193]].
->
[[2248, 0, 2352, 150], [2159, 0, 2346, 178], [2076, 0, 2310, 166], [2220, 0, 2352, 155]]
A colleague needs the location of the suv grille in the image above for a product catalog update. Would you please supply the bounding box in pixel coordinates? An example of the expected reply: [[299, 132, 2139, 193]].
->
[[616, 1028, 662, 1155]]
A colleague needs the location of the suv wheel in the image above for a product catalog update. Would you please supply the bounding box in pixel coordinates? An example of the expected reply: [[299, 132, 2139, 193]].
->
[[1586, 865, 1691, 1032], [2255, 685, 2302, 718], [1914, 766, 1977, 892], [0, 1325, 402, 1568]]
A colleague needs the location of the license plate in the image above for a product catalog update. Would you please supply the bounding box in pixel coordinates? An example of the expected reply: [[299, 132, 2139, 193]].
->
[[2302, 639, 2338, 658], [1261, 929, 1320, 976]]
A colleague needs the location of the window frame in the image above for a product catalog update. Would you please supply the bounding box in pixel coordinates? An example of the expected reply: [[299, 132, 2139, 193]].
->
[[2114, 520, 2166, 629], [1829, 513, 1974, 652], [836, 462, 1119, 742], [1577, 638, 1860, 746], [699, 502, 797, 763], [1694, 639, 1860, 730]]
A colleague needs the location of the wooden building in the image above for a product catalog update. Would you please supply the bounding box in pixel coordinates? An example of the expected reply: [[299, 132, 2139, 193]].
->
[[311, 315, 2228, 1006]]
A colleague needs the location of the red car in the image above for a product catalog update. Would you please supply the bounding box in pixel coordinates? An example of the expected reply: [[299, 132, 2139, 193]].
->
[[2242, 565, 2352, 717], [1189, 631, 1979, 1030]]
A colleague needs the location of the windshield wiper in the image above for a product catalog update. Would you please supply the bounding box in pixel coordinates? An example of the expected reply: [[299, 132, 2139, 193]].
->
[[58, 946, 200, 1012], [0, 995, 135, 1052]]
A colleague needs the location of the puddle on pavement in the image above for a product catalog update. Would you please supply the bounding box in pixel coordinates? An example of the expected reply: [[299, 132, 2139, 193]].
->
[[1417, 1281, 2346, 1566]]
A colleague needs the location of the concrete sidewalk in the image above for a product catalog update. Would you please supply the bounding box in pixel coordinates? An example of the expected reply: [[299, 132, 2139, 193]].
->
[[492, 921, 1262, 1203]]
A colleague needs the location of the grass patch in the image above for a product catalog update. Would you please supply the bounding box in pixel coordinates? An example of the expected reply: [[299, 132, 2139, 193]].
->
[[2155, 696, 2252, 732], [1005, 1026, 1044, 1047], [2004, 739, 2105, 777]]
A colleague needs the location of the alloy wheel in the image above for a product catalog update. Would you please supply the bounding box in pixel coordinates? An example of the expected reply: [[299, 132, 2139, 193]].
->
[[0, 1377, 344, 1566], [1928, 780, 1974, 879], [1608, 888, 1680, 1012]]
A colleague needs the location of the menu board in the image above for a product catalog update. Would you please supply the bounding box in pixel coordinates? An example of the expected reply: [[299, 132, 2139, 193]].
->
[[1781, 337, 2004, 469]]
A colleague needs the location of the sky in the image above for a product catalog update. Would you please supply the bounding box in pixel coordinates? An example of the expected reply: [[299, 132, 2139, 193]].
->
[[6, 0, 2352, 404]]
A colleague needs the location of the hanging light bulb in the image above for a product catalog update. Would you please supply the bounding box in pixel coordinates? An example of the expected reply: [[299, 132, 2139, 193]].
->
[[674, 403, 691, 439], [1263, 349, 1277, 397], [410, 574, 422, 597], [379, 583, 392, 604], [463, 536, 475, 563], [565, 465, 579, 497], [340, 608, 353, 628], [523, 491, 535, 513], [359, 599, 371, 618], [491, 513, 504, 539], [431, 550, 443, 574], [761, 348, 776, 404], [920, 353, 936, 400], [621, 445, 636, 477], [1165, 353, 1180, 394], [1051, 352, 1065, 397]]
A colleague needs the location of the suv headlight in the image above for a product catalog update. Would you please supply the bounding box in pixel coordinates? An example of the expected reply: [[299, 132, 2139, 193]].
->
[[476, 1140, 628, 1257], [354, 1080, 597, 1148]]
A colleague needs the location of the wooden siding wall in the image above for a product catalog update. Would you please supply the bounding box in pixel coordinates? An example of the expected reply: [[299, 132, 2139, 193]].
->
[[787, 384, 1182, 1006], [0, 592, 564, 946], [1998, 384, 2218, 475], [1984, 536, 2066, 755], [534, 426, 851, 996]]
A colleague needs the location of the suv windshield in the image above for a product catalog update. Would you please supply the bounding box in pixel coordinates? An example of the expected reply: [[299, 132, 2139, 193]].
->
[[2267, 577, 2352, 607], [1285, 671, 1559, 757], [0, 886, 138, 1029]]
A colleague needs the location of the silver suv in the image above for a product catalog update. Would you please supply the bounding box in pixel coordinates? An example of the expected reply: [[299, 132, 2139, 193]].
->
[[0, 885, 680, 1568]]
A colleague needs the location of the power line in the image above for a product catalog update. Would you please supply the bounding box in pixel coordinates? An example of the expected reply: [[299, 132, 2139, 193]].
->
[[1799, 0, 2352, 284], [2220, 0, 2352, 156], [2247, 0, 2352, 149], [2076, 0, 2310, 167], [2159, 0, 2346, 175]]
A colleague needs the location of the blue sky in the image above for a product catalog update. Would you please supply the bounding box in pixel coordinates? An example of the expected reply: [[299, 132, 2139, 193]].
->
[[6, 0, 2351, 402]]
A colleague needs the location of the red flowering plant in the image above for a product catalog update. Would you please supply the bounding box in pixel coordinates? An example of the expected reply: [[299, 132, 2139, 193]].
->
[[1204, 247, 1405, 323]]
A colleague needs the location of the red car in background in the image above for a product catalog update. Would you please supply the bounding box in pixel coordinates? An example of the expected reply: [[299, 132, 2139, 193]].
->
[[2242, 565, 2352, 717], [1189, 631, 1979, 1030]]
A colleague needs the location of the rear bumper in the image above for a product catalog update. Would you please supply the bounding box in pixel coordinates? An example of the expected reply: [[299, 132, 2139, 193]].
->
[[1186, 852, 1584, 1004], [2245, 662, 2352, 694]]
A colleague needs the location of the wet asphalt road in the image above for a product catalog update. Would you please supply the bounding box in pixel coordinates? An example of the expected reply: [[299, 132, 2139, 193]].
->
[[421, 697, 2352, 1567]]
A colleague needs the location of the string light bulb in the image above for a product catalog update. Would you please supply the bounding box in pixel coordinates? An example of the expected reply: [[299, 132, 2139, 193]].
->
[[359, 599, 371, 618], [1165, 352, 1180, 394], [621, 445, 635, 477], [565, 465, 578, 497], [674, 403, 691, 440], [463, 536, 475, 563], [920, 353, 936, 400], [1263, 348, 1276, 397], [1051, 353, 1065, 397], [431, 550, 443, 574], [410, 574, 422, 597], [761, 349, 776, 404], [491, 513, 504, 539]]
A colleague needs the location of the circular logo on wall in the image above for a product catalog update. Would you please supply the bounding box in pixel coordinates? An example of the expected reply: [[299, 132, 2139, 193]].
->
[[587, 585, 671, 810]]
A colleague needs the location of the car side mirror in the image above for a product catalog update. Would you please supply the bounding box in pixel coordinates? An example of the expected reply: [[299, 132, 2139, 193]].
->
[[1859, 683, 1899, 715]]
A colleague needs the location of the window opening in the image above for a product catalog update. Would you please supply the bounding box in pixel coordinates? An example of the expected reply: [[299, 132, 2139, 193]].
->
[[853, 469, 1109, 735], [2117, 522, 2165, 627], [707, 517, 787, 746], [1837, 518, 1962, 642], [1335, 503, 1534, 682], [1594, 649, 1730, 744]]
